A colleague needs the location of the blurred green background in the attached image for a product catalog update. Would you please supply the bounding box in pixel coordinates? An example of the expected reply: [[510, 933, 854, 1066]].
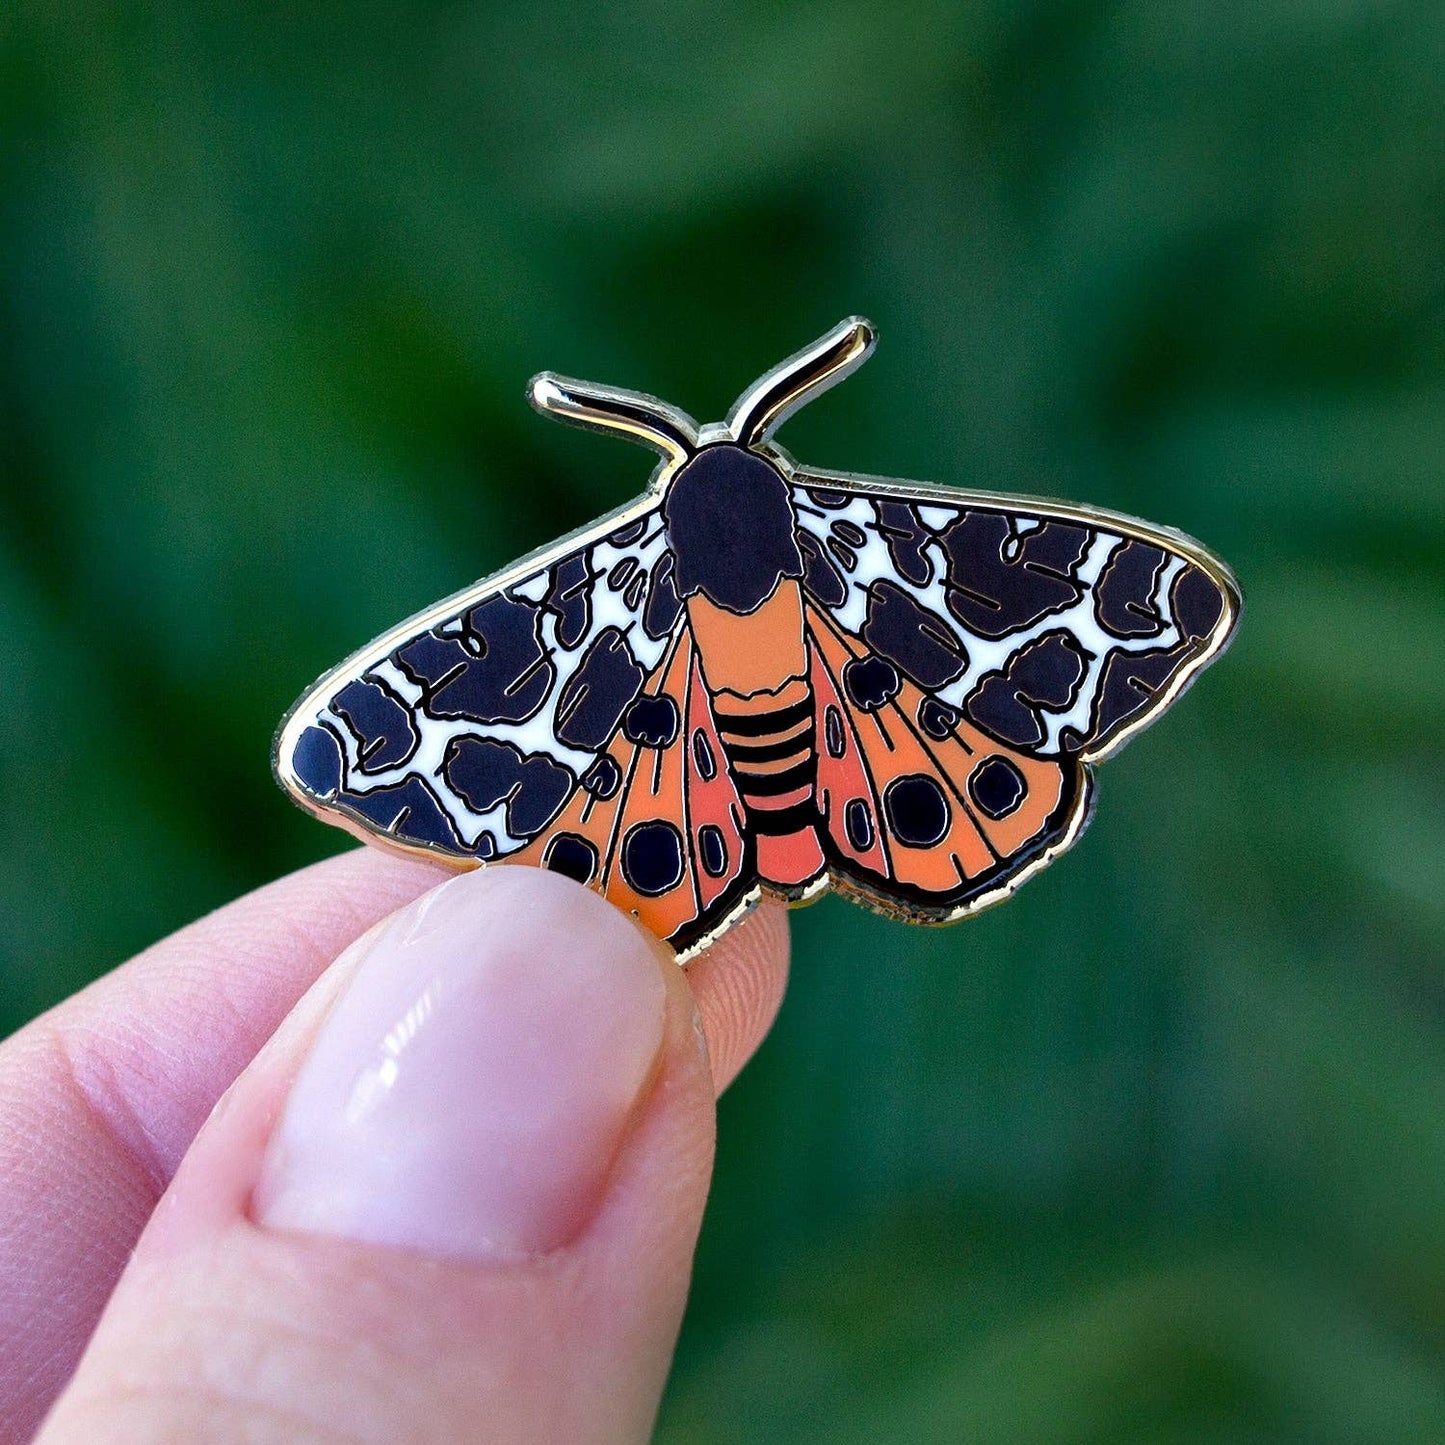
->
[[2, 2, 1443, 1439]]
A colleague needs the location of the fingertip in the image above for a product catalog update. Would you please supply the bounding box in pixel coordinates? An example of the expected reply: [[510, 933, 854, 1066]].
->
[[683, 898, 791, 1095], [40, 868, 719, 1443]]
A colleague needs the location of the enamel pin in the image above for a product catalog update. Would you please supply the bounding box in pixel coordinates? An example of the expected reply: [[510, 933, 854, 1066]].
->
[[275, 319, 1239, 959]]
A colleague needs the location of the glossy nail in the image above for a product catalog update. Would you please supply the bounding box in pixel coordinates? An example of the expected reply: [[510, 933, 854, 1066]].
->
[[254, 865, 666, 1259]]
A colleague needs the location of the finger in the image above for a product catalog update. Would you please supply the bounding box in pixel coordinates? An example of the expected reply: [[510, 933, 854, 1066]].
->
[[0, 854, 789, 1439], [0, 847, 444, 1445], [40, 867, 727, 1443], [686, 897, 790, 1092]]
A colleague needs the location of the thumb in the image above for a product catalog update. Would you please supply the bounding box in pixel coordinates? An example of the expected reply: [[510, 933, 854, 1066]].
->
[[39, 867, 732, 1444]]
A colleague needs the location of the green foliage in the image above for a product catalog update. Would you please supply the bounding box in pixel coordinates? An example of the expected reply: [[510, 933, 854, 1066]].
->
[[2, 2, 1442, 1438]]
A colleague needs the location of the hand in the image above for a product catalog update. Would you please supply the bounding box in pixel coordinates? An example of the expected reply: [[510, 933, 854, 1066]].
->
[[0, 853, 789, 1442]]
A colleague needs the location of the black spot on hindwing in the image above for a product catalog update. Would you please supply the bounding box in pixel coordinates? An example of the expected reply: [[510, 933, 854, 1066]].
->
[[883, 775, 951, 847], [581, 754, 622, 800], [621, 820, 686, 896], [698, 824, 728, 878], [917, 697, 959, 740], [844, 798, 875, 851], [622, 694, 680, 748], [842, 655, 901, 711], [691, 729, 717, 781], [543, 833, 599, 884], [967, 756, 1027, 820]]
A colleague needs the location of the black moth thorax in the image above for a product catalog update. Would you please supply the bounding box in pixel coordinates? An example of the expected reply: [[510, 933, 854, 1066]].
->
[[661, 444, 804, 616]]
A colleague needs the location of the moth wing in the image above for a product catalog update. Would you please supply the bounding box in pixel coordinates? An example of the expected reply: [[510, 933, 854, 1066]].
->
[[273, 498, 688, 867], [508, 627, 757, 957], [807, 600, 1089, 918], [789, 471, 1239, 764]]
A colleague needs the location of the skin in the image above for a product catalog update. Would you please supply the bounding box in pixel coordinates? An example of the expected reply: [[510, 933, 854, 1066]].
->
[[0, 848, 790, 1443]]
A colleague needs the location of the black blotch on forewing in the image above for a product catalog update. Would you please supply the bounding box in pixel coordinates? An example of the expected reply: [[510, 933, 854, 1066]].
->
[[823, 704, 846, 758], [555, 628, 646, 751], [1066, 645, 1190, 755], [394, 632, 471, 689], [643, 552, 683, 639], [798, 531, 848, 608], [544, 833, 599, 885], [664, 446, 803, 614], [1061, 566, 1229, 755], [883, 775, 951, 847], [1095, 541, 1167, 639], [965, 632, 1090, 749], [545, 554, 594, 650], [968, 756, 1027, 820], [862, 580, 968, 691], [874, 501, 935, 587], [842, 654, 902, 711], [339, 775, 466, 852], [292, 724, 344, 798], [806, 488, 851, 509], [698, 823, 729, 878], [422, 596, 554, 725], [1173, 565, 1227, 640], [940, 513, 1089, 639], [331, 678, 418, 773], [442, 736, 574, 839], [623, 694, 681, 748], [582, 754, 623, 799], [620, 820, 686, 896]]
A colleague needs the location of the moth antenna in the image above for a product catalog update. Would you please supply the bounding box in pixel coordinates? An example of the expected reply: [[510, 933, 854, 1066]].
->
[[528, 373, 699, 466], [727, 316, 877, 448]]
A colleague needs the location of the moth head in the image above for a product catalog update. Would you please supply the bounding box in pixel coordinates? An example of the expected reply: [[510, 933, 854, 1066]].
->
[[526, 316, 876, 481]]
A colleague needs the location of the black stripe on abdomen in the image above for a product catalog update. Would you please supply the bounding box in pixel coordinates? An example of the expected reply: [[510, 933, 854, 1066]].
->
[[713, 688, 819, 834]]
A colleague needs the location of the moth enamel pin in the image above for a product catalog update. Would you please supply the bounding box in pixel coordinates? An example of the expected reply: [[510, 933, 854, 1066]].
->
[[274, 319, 1240, 960]]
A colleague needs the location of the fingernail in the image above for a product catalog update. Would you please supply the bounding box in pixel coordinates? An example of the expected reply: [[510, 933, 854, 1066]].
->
[[254, 866, 667, 1259]]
